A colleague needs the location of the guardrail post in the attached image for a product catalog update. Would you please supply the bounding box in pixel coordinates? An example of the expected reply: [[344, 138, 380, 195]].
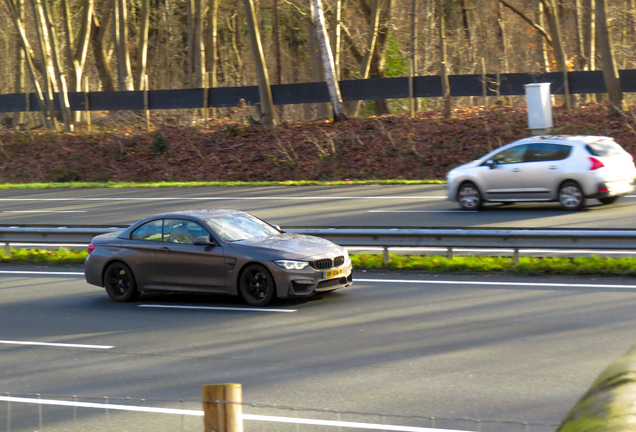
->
[[447, 247, 453, 260], [383, 247, 390, 265], [4, 243, 10, 258], [202, 384, 243, 432], [513, 249, 520, 265]]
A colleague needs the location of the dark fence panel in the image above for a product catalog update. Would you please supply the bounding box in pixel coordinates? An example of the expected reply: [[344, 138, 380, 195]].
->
[[1, 69, 634, 114]]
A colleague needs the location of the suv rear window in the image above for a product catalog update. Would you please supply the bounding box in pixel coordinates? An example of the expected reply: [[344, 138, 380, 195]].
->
[[586, 140, 624, 157]]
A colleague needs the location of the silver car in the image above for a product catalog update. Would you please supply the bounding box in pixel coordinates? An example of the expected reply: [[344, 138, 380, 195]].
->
[[447, 135, 636, 210], [85, 210, 353, 306]]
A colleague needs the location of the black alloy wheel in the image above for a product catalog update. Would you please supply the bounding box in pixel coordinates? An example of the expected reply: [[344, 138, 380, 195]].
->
[[104, 262, 140, 302], [239, 264, 276, 306], [599, 196, 618, 205]]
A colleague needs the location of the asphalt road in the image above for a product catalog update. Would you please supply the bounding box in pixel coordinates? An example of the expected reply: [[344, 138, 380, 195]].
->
[[1, 268, 636, 431], [1, 185, 636, 228]]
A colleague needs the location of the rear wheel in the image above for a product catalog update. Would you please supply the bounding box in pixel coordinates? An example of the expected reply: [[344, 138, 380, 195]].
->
[[599, 196, 618, 205], [104, 262, 139, 302], [239, 264, 276, 306], [457, 182, 482, 210], [559, 181, 585, 211]]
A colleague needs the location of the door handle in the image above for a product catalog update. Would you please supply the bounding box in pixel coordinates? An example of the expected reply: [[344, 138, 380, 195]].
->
[[549, 166, 558, 170], [511, 168, 521, 172], [158, 246, 171, 252]]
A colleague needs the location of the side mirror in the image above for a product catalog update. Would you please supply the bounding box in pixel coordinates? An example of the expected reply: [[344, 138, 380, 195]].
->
[[485, 159, 497, 169], [274, 225, 282, 232], [193, 236, 214, 246]]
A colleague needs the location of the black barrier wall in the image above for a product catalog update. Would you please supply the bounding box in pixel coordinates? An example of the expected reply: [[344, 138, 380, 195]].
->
[[1, 70, 634, 113]]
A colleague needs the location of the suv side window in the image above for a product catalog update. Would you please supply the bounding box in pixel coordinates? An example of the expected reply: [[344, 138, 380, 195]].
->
[[163, 219, 209, 244], [525, 144, 572, 162], [131, 219, 163, 241], [490, 145, 527, 165]]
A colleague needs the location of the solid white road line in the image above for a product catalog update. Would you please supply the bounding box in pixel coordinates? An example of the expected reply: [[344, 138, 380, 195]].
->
[[0, 340, 113, 349], [346, 247, 636, 255], [0, 270, 84, 276], [1, 210, 87, 213], [138, 304, 297, 313], [357, 278, 636, 290], [0, 396, 474, 432], [0, 196, 447, 201], [368, 210, 476, 213]]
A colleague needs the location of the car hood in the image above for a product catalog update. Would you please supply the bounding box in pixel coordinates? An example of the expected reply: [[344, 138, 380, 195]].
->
[[228, 233, 344, 259]]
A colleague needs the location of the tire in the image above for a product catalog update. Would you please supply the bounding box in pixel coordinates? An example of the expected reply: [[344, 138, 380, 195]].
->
[[239, 264, 276, 306], [599, 196, 619, 205], [558, 181, 586, 211], [457, 182, 483, 210], [103, 262, 140, 302]]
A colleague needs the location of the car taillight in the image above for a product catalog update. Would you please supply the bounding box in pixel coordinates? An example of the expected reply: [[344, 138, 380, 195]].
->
[[88, 243, 96, 254], [589, 157, 604, 170]]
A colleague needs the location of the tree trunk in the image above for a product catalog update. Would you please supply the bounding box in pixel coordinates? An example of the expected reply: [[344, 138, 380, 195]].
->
[[309, 15, 329, 119], [193, 0, 205, 87], [115, 0, 133, 90], [272, 0, 281, 84], [242, 0, 276, 125], [311, 0, 346, 121], [206, 0, 220, 116], [410, 0, 418, 111], [40, 0, 74, 131], [134, 0, 149, 90], [370, 0, 393, 115], [536, 1, 549, 72], [333, 0, 342, 81], [13, 0, 25, 126], [91, 7, 115, 92], [541, 0, 570, 109], [437, 0, 451, 118], [30, 0, 58, 128], [573, 0, 586, 70], [496, 0, 509, 73], [353, 0, 381, 116], [596, 0, 626, 112]]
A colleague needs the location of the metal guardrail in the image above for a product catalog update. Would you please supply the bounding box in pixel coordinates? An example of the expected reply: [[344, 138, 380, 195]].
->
[[1, 226, 636, 263]]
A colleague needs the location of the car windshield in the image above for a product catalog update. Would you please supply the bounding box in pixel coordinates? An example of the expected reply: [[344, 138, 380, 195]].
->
[[586, 140, 624, 157], [204, 213, 279, 242]]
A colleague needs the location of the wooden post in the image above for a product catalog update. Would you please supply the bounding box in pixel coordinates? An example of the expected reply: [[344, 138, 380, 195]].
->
[[4, 243, 11, 258], [481, 57, 488, 108], [202, 384, 243, 432], [408, 59, 415, 118], [84, 77, 91, 132], [143, 74, 150, 132]]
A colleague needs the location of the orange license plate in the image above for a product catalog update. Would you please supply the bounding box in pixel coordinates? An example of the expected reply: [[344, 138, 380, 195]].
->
[[324, 268, 344, 279]]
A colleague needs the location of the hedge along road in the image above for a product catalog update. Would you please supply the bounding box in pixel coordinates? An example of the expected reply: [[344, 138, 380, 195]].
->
[[0, 184, 635, 228], [2, 268, 636, 431]]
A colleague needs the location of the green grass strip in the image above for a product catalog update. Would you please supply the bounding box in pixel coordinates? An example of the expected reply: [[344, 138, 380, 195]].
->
[[352, 253, 636, 276], [2, 250, 636, 276], [0, 179, 445, 189]]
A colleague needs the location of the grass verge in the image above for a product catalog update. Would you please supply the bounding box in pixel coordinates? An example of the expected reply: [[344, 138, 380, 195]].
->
[[3, 250, 636, 276], [0, 179, 445, 189]]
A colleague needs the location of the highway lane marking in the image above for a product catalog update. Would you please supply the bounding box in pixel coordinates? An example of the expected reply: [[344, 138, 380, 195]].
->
[[0, 270, 84, 276], [0, 396, 477, 432], [1, 210, 87, 213], [0, 340, 113, 349], [0, 196, 447, 201], [138, 304, 297, 313], [357, 278, 636, 290], [368, 210, 477, 213]]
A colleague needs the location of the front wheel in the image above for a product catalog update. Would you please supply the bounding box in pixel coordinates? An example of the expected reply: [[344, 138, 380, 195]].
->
[[457, 182, 482, 210], [104, 262, 139, 302], [239, 264, 276, 306], [599, 196, 618, 205], [559, 181, 586, 211]]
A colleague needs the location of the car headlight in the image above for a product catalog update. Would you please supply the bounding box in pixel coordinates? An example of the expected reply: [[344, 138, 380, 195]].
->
[[274, 260, 310, 270]]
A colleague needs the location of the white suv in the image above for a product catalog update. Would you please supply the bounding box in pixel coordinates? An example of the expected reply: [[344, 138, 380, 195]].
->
[[447, 135, 636, 210]]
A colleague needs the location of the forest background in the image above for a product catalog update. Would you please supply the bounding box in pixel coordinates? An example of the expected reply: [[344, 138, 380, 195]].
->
[[1, 0, 636, 183]]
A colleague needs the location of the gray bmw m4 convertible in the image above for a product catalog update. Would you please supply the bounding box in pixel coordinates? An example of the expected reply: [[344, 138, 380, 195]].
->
[[85, 210, 353, 306]]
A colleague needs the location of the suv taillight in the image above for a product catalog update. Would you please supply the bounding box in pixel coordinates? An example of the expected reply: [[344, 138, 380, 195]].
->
[[88, 243, 96, 254], [589, 157, 604, 170]]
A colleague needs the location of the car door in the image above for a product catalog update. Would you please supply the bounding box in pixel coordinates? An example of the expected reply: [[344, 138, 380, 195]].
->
[[154, 219, 227, 292], [125, 219, 164, 289], [480, 144, 529, 200], [520, 143, 573, 199]]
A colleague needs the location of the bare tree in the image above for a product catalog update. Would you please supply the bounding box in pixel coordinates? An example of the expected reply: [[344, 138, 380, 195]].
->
[[596, 0, 626, 112], [134, 0, 150, 90], [242, 0, 276, 125], [310, 0, 346, 121], [114, 0, 134, 90], [437, 0, 450, 118], [91, 0, 115, 91]]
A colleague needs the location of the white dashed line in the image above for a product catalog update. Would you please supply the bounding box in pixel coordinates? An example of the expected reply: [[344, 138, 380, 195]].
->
[[0, 340, 113, 349], [1, 210, 87, 213], [368, 210, 476, 213], [0, 270, 84, 276], [138, 304, 297, 313], [0, 196, 446, 201]]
